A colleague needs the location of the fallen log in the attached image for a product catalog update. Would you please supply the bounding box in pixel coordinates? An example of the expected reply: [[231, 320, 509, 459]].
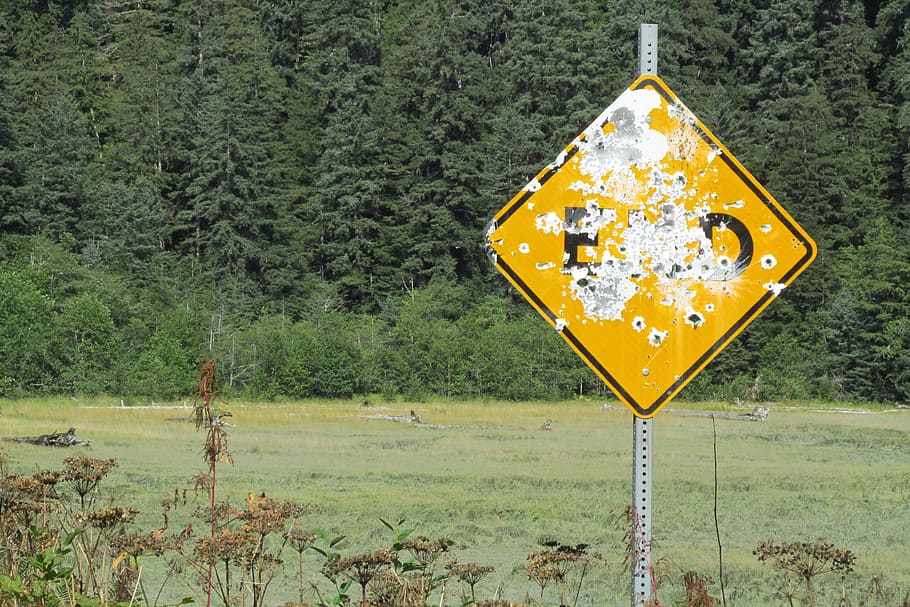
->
[[2, 427, 91, 447], [666, 406, 770, 421]]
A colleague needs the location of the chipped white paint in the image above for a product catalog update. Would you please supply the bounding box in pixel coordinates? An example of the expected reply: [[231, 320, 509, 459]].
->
[[535, 212, 563, 235], [528, 86, 750, 327], [484, 73, 816, 418], [569, 90, 667, 200]]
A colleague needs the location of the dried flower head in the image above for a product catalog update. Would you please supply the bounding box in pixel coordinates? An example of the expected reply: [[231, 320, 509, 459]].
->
[[32, 469, 63, 487], [114, 531, 170, 559], [76, 506, 139, 529], [326, 547, 396, 587], [401, 536, 454, 565], [238, 495, 310, 536], [754, 540, 856, 580], [369, 571, 429, 607], [63, 456, 117, 500], [194, 528, 257, 566], [0, 475, 46, 521], [447, 562, 495, 586], [526, 548, 585, 584], [285, 529, 319, 554], [2, 474, 44, 499]]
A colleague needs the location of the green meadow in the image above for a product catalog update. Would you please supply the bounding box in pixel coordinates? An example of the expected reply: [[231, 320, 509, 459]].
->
[[2, 398, 909, 606]]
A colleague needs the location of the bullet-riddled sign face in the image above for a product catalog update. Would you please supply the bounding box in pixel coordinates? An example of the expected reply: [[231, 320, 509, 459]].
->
[[486, 75, 816, 418]]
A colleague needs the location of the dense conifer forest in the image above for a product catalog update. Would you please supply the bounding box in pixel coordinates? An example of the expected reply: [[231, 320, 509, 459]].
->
[[0, 0, 908, 404]]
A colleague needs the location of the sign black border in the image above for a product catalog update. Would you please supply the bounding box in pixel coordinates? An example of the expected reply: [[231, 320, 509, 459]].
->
[[491, 77, 816, 417]]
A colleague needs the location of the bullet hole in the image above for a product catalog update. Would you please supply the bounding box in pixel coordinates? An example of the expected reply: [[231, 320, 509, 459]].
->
[[519, 243, 530, 253], [761, 254, 777, 269], [764, 282, 785, 296], [632, 316, 646, 332], [685, 310, 705, 328], [648, 328, 667, 346]]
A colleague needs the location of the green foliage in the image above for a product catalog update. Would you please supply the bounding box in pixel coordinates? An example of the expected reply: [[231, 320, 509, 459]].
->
[[0, 0, 909, 404], [0, 269, 54, 394], [125, 307, 204, 400], [238, 314, 364, 399], [0, 527, 77, 606]]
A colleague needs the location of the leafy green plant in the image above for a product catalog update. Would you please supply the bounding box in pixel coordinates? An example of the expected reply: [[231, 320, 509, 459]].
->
[[310, 529, 351, 607], [0, 527, 77, 607], [380, 517, 418, 574]]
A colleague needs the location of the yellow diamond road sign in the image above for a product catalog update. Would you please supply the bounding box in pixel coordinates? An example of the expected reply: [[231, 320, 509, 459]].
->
[[486, 75, 816, 418]]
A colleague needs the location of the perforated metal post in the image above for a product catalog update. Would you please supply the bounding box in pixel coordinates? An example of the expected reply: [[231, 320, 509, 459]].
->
[[631, 416, 653, 606], [638, 23, 658, 76], [632, 23, 658, 607]]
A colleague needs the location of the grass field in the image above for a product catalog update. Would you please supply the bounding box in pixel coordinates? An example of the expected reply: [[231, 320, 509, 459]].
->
[[2, 397, 909, 606]]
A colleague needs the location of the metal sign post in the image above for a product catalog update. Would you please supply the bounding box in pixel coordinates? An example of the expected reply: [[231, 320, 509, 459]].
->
[[632, 23, 658, 607], [632, 415, 653, 606]]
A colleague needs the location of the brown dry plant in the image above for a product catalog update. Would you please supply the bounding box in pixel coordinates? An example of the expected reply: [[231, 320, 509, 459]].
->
[[755, 541, 856, 607], [526, 543, 595, 607], [447, 562, 495, 604], [326, 546, 396, 605], [680, 570, 714, 607]]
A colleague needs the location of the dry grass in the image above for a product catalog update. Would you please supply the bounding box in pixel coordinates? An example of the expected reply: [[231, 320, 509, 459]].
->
[[1, 397, 909, 606]]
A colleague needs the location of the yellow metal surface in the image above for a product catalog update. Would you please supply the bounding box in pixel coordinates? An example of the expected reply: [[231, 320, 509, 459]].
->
[[486, 75, 816, 417]]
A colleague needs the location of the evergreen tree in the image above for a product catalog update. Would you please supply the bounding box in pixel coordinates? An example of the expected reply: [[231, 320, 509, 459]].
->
[[290, 0, 398, 307], [167, 0, 295, 311], [1, 5, 97, 241], [0, 49, 22, 219]]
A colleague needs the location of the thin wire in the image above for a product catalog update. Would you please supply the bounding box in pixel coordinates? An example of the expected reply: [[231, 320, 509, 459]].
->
[[712, 414, 727, 607]]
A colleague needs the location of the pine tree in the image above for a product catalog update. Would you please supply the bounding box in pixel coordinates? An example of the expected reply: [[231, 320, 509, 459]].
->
[[294, 0, 392, 307], [1, 5, 98, 241], [167, 0, 295, 308]]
